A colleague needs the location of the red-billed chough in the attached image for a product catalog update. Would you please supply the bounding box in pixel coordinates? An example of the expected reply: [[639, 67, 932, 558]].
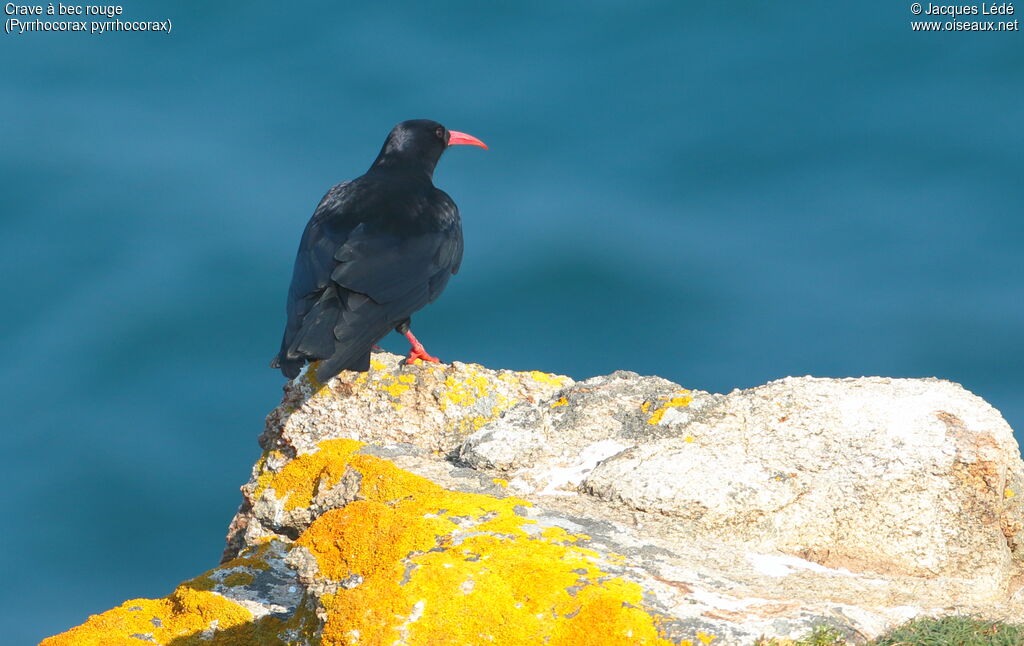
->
[[271, 119, 487, 382]]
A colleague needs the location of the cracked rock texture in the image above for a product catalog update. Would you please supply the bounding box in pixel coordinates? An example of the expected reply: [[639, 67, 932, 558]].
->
[[42, 354, 1024, 645]]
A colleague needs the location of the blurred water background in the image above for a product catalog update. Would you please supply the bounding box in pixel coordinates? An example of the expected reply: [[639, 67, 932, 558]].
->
[[3, 1, 1022, 642]]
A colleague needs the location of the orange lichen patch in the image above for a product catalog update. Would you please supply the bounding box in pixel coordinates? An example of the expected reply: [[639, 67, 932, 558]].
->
[[348, 453, 527, 536], [315, 523, 673, 646], [298, 502, 451, 580], [253, 440, 363, 510], [292, 440, 672, 645], [551, 396, 569, 408], [40, 585, 252, 646], [315, 524, 673, 646], [547, 588, 671, 646], [646, 390, 694, 425]]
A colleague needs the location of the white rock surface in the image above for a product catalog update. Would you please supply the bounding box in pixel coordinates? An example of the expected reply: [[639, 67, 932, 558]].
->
[[579, 377, 1023, 600]]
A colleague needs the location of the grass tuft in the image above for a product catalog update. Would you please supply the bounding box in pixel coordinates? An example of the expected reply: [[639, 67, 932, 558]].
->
[[753, 616, 1024, 646], [871, 616, 1024, 646], [755, 624, 846, 646]]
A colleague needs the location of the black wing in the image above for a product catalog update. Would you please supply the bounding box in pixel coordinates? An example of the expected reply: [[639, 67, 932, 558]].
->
[[271, 181, 357, 378], [272, 181, 463, 380]]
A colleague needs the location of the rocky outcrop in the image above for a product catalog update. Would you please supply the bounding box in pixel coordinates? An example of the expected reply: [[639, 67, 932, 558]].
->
[[42, 354, 1024, 645]]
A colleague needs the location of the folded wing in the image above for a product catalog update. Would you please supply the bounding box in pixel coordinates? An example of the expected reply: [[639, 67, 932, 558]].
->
[[272, 182, 463, 380]]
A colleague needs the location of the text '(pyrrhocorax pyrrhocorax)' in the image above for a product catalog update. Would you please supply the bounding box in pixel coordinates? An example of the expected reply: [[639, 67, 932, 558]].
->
[[271, 119, 487, 383]]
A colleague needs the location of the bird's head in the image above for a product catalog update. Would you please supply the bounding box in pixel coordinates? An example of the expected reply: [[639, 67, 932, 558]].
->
[[371, 119, 486, 177]]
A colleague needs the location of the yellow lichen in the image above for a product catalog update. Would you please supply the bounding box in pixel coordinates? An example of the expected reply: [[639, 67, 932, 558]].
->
[[251, 450, 285, 501], [383, 381, 410, 397], [369, 358, 388, 370], [255, 440, 363, 510], [492, 477, 510, 488], [368, 370, 416, 399], [529, 370, 570, 387], [441, 371, 493, 408], [434, 368, 522, 435], [646, 390, 693, 425], [290, 439, 673, 645], [1006, 488, 1016, 499], [540, 525, 590, 543], [551, 396, 569, 408]]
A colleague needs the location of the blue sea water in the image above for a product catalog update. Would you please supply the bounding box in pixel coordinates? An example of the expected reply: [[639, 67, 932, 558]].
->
[[2, 1, 1022, 642]]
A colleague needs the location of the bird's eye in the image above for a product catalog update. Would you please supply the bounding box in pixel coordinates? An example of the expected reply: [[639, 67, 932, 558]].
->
[[435, 127, 445, 140]]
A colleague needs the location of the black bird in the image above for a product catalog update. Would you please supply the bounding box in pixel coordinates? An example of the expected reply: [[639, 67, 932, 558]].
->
[[271, 119, 487, 382]]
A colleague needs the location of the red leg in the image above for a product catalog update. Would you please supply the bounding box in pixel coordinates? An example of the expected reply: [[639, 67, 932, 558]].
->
[[403, 330, 440, 364]]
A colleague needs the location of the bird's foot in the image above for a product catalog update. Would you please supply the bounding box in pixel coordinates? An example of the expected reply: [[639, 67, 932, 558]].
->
[[406, 344, 440, 365], [403, 330, 440, 365]]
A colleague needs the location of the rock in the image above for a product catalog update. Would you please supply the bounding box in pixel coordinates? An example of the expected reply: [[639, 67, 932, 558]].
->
[[225, 354, 571, 556], [41, 355, 1024, 646], [582, 377, 1023, 593]]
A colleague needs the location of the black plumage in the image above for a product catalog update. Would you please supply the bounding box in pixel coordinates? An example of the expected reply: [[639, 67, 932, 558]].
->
[[271, 119, 486, 382]]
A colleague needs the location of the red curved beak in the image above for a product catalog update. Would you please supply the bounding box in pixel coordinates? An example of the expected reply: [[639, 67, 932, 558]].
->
[[448, 130, 488, 150]]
